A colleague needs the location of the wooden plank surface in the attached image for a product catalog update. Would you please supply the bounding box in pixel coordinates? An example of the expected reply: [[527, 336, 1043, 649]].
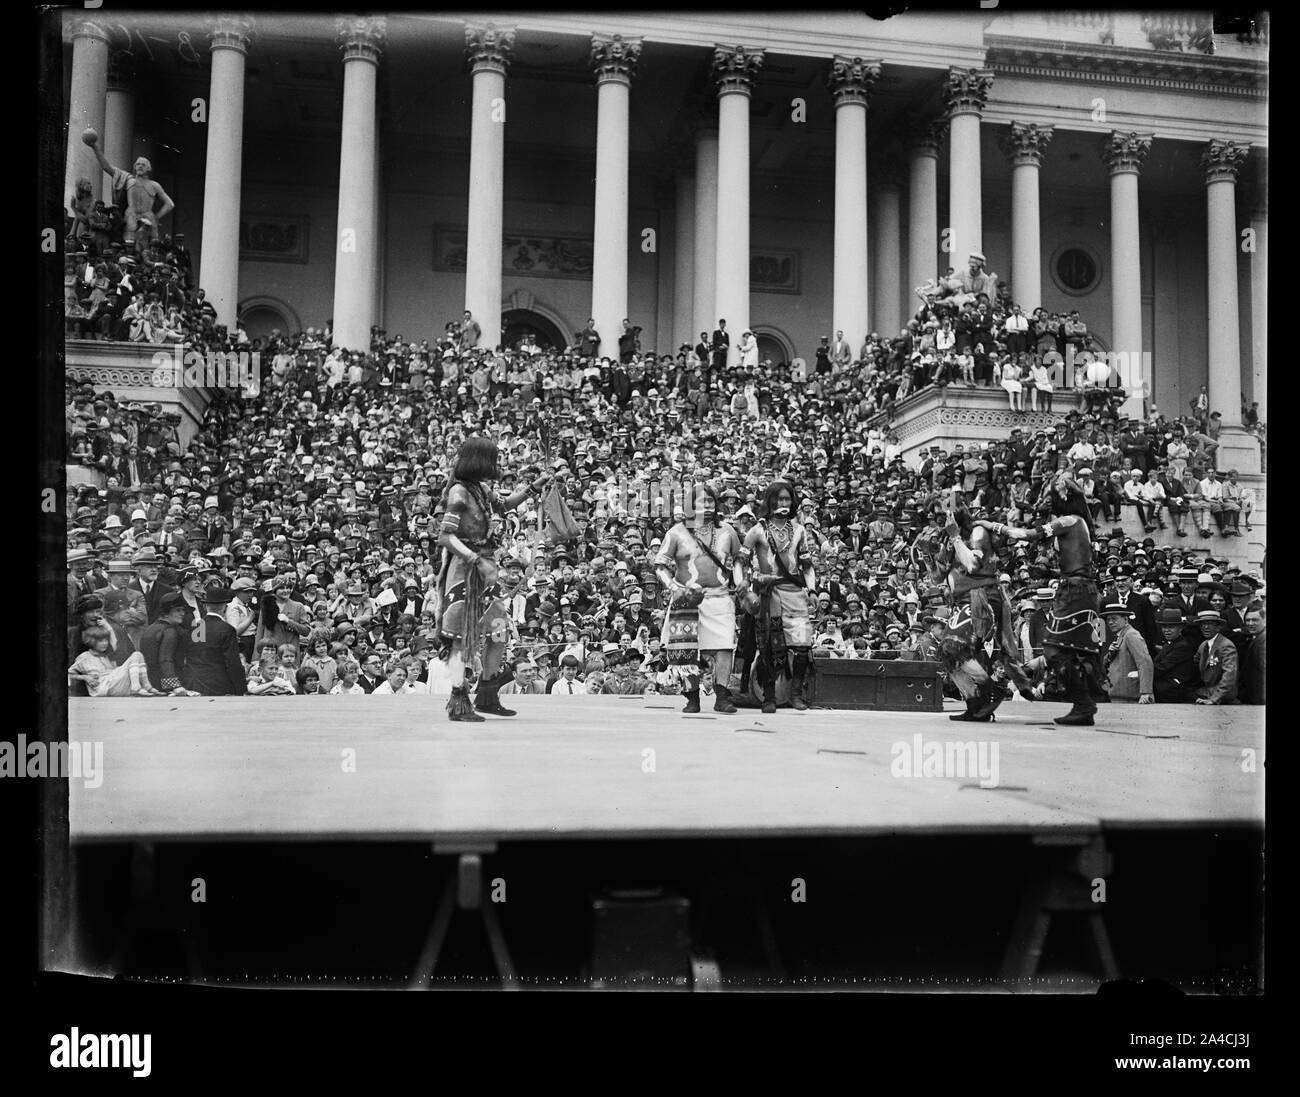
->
[[65, 696, 1263, 844]]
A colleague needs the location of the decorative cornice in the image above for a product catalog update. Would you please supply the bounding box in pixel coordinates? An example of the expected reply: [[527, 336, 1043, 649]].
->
[[590, 32, 642, 86], [943, 67, 994, 118], [904, 115, 947, 157], [1101, 131, 1153, 175], [1202, 139, 1249, 185], [207, 14, 254, 56], [712, 44, 765, 97], [984, 37, 1266, 99], [826, 55, 882, 108], [335, 15, 386, 65], [465, 22, 516, 75], [1001, 121, 1054, 168]]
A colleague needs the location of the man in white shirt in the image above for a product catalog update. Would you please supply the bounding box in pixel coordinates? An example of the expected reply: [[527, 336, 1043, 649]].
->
[[1199, 468, 1227, 535], [1139, 469, 1168, 531], [1067, 437, 1096, 467], [1003, 304, 1029, 357], [1122, 470, 1154, 530], [548, 654, 588, 695]]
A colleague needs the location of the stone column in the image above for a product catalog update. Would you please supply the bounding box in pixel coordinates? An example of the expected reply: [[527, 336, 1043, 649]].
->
[[463, 23, 515, 352], [1101, 131, 1152, 418], [103, 50, 136, 201], [827, 56, 880, 351], [589, 33, 643, 362], [1249, 198, 1267, 423], [1202, 139, 1256, 472], [673, 166, 696, 352], [906, 119, 944, 305], [872, 157, 904, 338], [65, 19, 110, 203], [692, 121, 719, 347], [712, 45, 765, 369], [331, 16, 385, 352], [1001, 122, 1053, 312], [943, 68, 993, 269], [198, 15, 254, 331]]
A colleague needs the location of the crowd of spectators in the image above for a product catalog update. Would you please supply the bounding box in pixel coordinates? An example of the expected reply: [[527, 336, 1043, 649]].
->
[[64, 199, 238, 352], [64, 253, 1266, 706]]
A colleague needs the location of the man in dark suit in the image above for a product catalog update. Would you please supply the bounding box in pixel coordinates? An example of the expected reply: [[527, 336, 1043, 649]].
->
[[128, 548, 175, 623], [617, 319, 641, 365], [575, 318, 600, 360], [694, 331, 711, 366], [1117, 418, 1151, 475], [357, 653, 385, 694], [1168, 568, 1210, 645], [1222, 581, 1251, 658], [1239, 605, 1265, 705], [710, 319, 730, 370], [1104, 564, 1159, 653], [1152, 606, 1197, 703], [182, 586, 248, 696]]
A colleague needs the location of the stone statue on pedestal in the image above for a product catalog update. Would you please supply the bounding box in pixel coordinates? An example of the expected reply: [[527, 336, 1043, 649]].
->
[[81, 128, 174, 254]]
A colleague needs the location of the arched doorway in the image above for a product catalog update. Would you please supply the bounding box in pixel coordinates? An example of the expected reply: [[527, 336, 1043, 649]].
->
[[753, 325, 795, 367], [501, 309, 567, 352], [238, 296, 300, 341]]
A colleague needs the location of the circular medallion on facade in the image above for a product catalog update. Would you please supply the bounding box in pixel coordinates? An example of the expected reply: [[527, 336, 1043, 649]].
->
[[1051, 246, 1102, 296]]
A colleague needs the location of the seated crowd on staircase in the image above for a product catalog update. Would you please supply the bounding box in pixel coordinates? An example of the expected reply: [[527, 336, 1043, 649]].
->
[[64, 284, 1265, 703]]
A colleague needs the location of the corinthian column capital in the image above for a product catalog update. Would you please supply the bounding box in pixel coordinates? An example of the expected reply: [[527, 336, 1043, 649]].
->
[[1002, 122, 1054, 167], [207, 14, 254, 55], [826, 55, 882, 108], [336, 15, 386, 64], [1202, 138, 1250, 185], [465, 22, 516, 75], [944, 68, 994, 117], [1101, 131, 1153, 175], [712, 44, 765, 97], [590, 32, 643, 86]]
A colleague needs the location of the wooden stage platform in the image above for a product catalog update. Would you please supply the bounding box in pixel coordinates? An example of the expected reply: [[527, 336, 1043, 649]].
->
[[62, 695, 1265, 988], [67, 695, 1264, 845]]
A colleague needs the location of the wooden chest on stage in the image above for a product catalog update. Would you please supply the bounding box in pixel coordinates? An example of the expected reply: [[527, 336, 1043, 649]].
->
[[807, 658, 944, 712]]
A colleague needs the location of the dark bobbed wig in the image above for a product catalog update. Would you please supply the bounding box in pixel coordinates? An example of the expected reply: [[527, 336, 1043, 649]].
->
[[451, 435, 500, 484]]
